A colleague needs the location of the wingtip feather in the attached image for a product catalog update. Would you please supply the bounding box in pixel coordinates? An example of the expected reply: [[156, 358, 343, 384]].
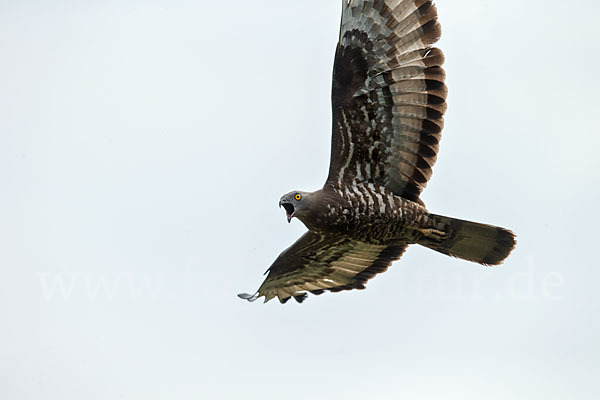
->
[[237, 292, 259, 302]]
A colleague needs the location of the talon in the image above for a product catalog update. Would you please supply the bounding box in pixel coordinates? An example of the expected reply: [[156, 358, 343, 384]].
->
[[418, 228, 448, 240]]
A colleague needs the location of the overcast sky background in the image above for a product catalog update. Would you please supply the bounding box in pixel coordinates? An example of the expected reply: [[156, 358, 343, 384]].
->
[[1, 0, 599, 399]]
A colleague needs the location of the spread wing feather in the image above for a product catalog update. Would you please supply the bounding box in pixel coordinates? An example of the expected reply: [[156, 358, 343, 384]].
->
[[327, 0, 447, 204], [238, 232, 407, 304]]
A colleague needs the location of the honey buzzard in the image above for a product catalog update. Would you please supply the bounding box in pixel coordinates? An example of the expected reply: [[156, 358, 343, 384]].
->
[[239, 0, 516, 304]]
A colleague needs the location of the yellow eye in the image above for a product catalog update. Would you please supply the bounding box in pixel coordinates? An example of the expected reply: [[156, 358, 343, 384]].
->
[[294, 193, 302, 201]]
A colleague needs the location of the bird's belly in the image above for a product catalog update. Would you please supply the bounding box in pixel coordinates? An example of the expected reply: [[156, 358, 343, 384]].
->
[[346, 216, 421, 244], [309, 208, 420, 244], [305, 184, 431, 244]]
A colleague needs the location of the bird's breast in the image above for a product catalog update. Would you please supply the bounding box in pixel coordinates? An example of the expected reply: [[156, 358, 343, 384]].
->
[[301, 183, 430, 242]]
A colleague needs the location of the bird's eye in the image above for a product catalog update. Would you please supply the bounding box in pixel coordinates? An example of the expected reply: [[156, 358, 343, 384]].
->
[[294, 193, 302, 201]]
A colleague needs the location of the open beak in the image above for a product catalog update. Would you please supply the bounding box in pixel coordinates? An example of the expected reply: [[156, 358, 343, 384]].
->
[[279, 199, 295, 223]]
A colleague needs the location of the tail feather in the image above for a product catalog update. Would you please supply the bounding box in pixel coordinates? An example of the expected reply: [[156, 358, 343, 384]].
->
[[420, 214, 516, 266]]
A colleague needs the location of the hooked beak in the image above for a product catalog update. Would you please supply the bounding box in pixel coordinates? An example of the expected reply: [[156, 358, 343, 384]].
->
[[279, 199, 295, 223]]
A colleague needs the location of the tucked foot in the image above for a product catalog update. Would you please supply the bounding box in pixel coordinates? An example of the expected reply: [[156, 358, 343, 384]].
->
[[417, 227, 448, 241]]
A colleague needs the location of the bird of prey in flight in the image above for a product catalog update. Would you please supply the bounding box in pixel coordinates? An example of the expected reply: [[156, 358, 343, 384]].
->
[[239, 0, 515, 304]]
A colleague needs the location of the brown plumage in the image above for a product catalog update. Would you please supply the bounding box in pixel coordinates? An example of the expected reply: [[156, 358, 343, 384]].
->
[[239, 0, 516, 304]]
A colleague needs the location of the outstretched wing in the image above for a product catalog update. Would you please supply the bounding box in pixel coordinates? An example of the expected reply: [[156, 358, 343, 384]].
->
[[238, 232, 407, 304], [327, 0, 447, 204]]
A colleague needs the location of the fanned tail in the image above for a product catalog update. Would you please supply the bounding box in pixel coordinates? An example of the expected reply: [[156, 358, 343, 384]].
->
[[419, 214, 516, 266]]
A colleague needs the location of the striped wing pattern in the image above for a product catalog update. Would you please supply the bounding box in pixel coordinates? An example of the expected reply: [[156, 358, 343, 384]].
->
[[327, 0, 447, 203], [239, 232, 406, 304]]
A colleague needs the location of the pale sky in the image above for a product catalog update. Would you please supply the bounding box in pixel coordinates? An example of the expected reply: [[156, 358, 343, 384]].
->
[[1, 0, 599, 399]]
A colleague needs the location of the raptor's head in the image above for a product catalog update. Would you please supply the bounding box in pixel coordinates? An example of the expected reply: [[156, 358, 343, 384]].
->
[[279, 191, 313, 223]]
